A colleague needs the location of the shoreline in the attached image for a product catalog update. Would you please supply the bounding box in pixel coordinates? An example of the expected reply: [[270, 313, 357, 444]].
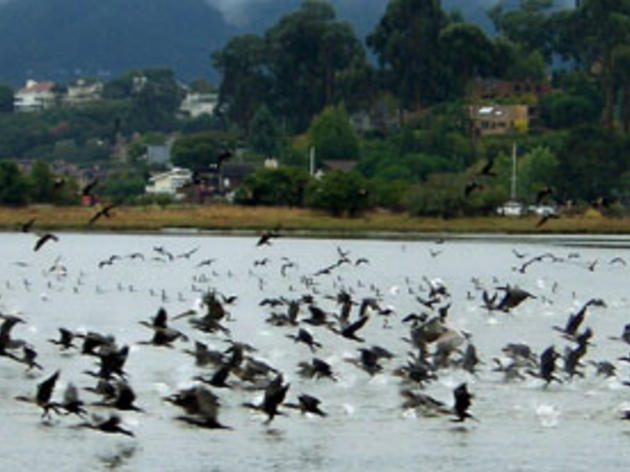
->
[[3, 204, 630, 245]]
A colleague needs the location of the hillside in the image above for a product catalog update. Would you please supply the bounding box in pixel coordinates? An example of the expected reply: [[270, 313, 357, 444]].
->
[[0, 0, 573, 87], [0, 0, 236, 86]]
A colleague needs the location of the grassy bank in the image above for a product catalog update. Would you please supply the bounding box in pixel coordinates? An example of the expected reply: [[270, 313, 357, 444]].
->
[[1, 204, 630, 236]]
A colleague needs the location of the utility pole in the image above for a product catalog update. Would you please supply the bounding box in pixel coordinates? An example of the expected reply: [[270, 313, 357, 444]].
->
[[309, 146, 316, 176]]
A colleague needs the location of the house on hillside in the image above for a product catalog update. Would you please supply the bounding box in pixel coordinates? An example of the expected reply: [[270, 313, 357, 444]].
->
[[14, 80, 56, 112], [145, 167, 193, 199], [179, 91, 218, 118], [64, 79, 103, 106], [468, 104, 530, 137]]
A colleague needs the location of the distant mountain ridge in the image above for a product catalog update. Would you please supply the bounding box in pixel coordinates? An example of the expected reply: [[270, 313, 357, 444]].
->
[[0, 0, 568, 87]]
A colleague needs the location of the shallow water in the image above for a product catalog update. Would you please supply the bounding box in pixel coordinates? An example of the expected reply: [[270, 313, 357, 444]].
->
[[0, 232, 629, 471]]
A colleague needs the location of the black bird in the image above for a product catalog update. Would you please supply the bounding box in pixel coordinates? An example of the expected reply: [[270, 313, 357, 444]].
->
[[481, 290, 498, 310], [536, 212, 560, 228], [60, 383, 88, 417], [535, 186, 554, 205], [347, 347, 383, 376], [400, 390, 450, 417], [476, 158, 497, 177], [34, 233, 59, 251], [183, 341, 224, 367], [15, 370, 61, 419], [285, 394, 327, 417], [81, 177, 99, 198], [20, 217, 36, 233], [338, 315, 370, 343], [195, 364, 233, 389], [88, 203, 117, 226], [196, 258, 216, 268], [21, 345, 43, 370], [464, 180, 484, 197], [243, 374, 290, 424], [78, 331, 116, 356], [553, 298, 605, 338], [529, 346, 562, 386], [93, 380, 143, 412], [589, 360, 616, 377], [297, 358, 337, 381], [452, 383, 474, 422], [79, 414, 134, 437], [86, 344, 129, 380], [256, 227, 281, 247], [303, 305, 331, 327], [139, 307, 188, 347], [167, 385, 231, 430], [495, 285, 535, 312], [286, 328, 322, 352], [48, 327, 77, 350]]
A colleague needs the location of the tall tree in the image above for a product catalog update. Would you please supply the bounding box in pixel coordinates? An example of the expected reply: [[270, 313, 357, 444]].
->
[[613, 45, 630, 132], [556, 124, 630, 201], [439, 23, 494, 94], [0, 83, 13, 112], [171, 131, 233, 171], [265, 1, 366, 132], [249, 105, 282, 159], [367, 0, 446, 113], [0, 160, 28, 205], [308, 105, 359, 162], [29, 160, 54, 203], [488, 0, 555, 62], [212, 34, 271, 131], [554, 0, 630, 128], [130, 69, 184, 132]]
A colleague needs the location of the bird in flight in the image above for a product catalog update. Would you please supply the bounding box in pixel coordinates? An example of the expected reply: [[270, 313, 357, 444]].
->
[[34, 233, 59, 252]]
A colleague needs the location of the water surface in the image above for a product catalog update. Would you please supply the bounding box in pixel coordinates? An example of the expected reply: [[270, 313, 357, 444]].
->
[[0, 232, 629, 471]]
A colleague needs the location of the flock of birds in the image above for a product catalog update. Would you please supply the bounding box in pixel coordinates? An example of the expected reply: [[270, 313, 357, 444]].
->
[[2, 224, 630, 452]]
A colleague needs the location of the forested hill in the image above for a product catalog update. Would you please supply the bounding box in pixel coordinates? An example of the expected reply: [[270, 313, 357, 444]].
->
[[0, 0, 237, 86], [0, 0, 571, 86]]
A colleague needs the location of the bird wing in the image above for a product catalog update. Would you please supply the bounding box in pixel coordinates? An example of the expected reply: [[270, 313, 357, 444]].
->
[[37, 370, 60, 404]]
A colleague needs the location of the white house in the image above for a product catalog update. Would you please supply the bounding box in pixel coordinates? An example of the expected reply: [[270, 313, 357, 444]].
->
[[64, 79, 103, 106], [179, 91, 218, 118], [14, 80, 56, 112], [145, 167, 192, 198]]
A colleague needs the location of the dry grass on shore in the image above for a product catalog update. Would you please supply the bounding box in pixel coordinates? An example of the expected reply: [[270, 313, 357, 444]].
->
[[0, 204, 627, 235]]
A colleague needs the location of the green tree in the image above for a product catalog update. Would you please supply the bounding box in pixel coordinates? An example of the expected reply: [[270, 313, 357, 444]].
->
[[613, 44, 630, 132], [0, 160, 28, 205], [505, 49, 547, 81], [488, 0, 555, 62], [0, 84, 13, 112], [305, 170, 369, 216], [540, 91, 600, 129], [249, 105, 282, 159], [367, 0, 445, 112], [517, 146, 558, 202], [130, 69, 184, 132], [556, 125, 630, 201], [188, 77, 216, 94], [29, 160, 54, 203], [554, 1, 630, 128], [101, 170, 147, 203], [212, 34, 271, 131], [235, 167, 311, 206], [439, 23, 494, 94], [265, 0, 367, 132], [171, 131, 234, 171], [308, 105, 359, 162]]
